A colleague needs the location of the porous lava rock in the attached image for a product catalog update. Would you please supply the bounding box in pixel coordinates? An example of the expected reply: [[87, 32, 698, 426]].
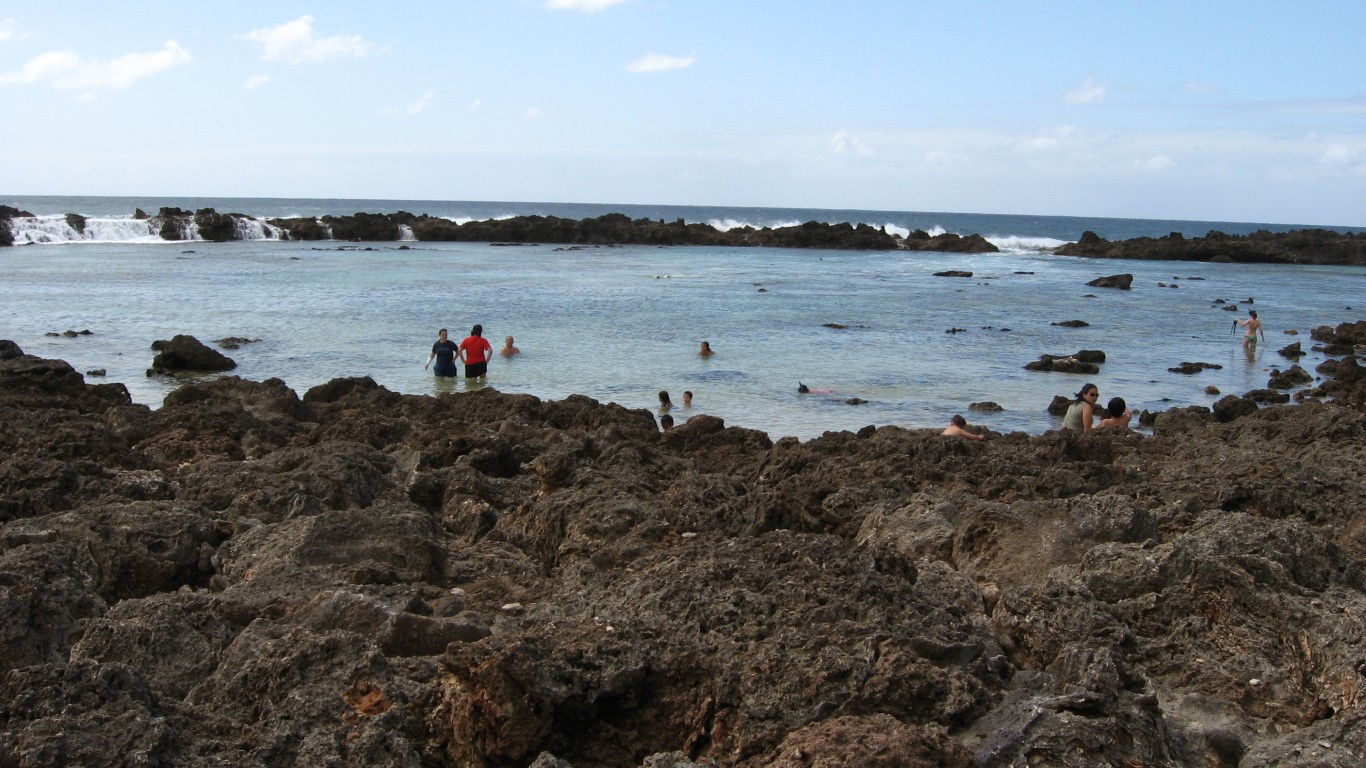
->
[[4, 339, 1366, 767]]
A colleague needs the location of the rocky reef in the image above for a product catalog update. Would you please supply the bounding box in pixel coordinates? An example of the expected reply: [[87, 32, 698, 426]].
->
[[0, 204, 33, 247], [1056, 229, 1366, 266], [0, 205, 996, 253], [274, 211, 992, 253], [3, 334, 1366, 767]]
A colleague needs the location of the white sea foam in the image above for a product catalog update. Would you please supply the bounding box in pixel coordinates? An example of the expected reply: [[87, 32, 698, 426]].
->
[[398, 224, 416, 242], [987, 235, 1069, 253], [233, 218, 280, 241], [881, 223, 911, 238], [6, 216, 164, 244], [708, 218, 803, 232]]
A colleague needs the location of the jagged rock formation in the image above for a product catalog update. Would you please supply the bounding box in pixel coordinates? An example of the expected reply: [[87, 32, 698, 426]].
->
[[2, 338, 1366, 767]]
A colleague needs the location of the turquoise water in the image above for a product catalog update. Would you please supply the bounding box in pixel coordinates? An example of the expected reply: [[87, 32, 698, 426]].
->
[[3, 197, 1364, 439], [2, 194, 1366, 437]]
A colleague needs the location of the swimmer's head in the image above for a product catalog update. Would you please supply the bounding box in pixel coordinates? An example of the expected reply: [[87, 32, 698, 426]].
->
[[798, 383, 810, 393], [1249, 310, 1257, 318]]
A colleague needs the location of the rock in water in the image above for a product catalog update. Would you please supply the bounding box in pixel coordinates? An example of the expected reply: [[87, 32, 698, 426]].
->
[[149, 334, 236, 372]]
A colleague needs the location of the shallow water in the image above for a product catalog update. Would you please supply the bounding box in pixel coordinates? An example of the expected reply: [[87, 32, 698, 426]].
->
[[5, 235, 1362, 440]]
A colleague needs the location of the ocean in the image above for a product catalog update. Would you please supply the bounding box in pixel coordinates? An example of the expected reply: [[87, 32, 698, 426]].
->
[[4, 195, 1364, 440]]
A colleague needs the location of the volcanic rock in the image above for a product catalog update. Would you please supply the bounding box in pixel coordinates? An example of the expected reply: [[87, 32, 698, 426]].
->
[[1168, 361, 1223, 375], [1267, 365, 1313, 389], [5, 340, 1366, 767], [1057, 228, 1366, 266], [1085, 273, 1133, 290], [149, 334, 237, 373], [1025, 350, 1106, 374]]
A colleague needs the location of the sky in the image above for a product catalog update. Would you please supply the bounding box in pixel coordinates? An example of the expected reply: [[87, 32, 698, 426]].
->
[[1, 1, 1364, 226]]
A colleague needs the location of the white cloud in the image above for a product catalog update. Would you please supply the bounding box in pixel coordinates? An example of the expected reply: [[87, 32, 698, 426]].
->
[[470, 99, 483, 111], [626, 52, 695, 74], [1321, 143, 1359, 166], [0, 40, 190, 90], [0, 18, 15, 43], [831, 130, 873, 157], [1063, 76, 1105, 104], [1139, 154, 1175, 171], [525, 107, 545, 119], [382, 91, 434, 116], [244, 74, 271, 90], [1018, 137, 1059, 153], [244, 15, 377, 63], [545, 0, 631, 11]]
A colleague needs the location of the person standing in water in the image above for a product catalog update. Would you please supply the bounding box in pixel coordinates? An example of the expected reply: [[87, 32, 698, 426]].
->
[[424, 328, 459, 378], [500, 336, 520, 357], [458, 324, 493, 379], [1237, 309, 1265, 348], [698, 341, 715, 357]]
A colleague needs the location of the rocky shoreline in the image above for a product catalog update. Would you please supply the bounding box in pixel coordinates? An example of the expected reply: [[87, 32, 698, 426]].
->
[[3, 330, 1366, 766], [5, 203, 1364, 262], [1056, 228, 1366, 266]]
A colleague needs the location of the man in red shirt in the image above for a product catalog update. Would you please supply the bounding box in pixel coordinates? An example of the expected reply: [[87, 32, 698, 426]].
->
[[458, 324, 493, 379]]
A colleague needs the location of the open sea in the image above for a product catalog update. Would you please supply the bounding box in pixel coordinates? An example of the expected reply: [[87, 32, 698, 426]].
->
[[4, 195, 1364, 440]]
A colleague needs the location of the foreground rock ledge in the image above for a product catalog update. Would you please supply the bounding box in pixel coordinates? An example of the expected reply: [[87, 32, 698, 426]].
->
[[3, 341, 1366, 767]]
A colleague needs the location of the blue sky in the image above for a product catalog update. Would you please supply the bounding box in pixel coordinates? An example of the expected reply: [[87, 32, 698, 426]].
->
[[1, 1, 1363, 226]]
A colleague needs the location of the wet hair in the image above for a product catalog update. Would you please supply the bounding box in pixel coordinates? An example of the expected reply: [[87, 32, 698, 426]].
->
[[660, 414, 674, 429], [471, 324, 483, 336], [683, 391, 693, 398], [1105, 397, 1126, 417], [951, 414, 967, 427], [658, 390, 672, 405], [1249, 310, 1258, 318], [798, 382, 810, 393], [1075, 383, 1098, 401]]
